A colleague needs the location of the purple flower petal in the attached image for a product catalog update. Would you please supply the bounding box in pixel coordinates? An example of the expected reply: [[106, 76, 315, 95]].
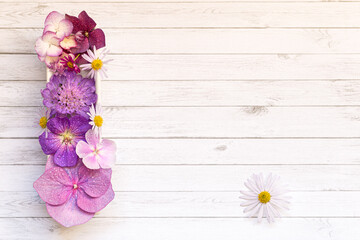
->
[[69, 115, 91, 136], [33, 167, 72, 205], [65, 14, 84, 34], [89, 28, 105, 49], [78, 11, 96, 31], [71, 37, 89, 54], [77, 184, 115, 213], [46, 193, 94, 227], [54, 144, 78, 167], [39, 132, 61, 155], [47, 117, 70, 135], [78, 166, 110, 197]]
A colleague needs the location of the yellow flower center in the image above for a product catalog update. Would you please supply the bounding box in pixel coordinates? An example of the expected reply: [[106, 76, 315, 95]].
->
[[67, 61, 74, 68], [94, 115, 103, 127], [84, 31, 89, 38], [258, 191, 271, 204], [91, 59, 103, 70], [73, 184, 78, 189], [61, 131, 74, 144], [39, 116, 48, 129]]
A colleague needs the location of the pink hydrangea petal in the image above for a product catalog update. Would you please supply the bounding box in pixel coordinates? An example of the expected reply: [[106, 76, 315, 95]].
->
[[54, 144, 78, 167], [35, 37, 48, 57], [78, 11, 96, 31], [33, 167, 72, 205], [44, 11, 64, 27], [39, 132, 61, 155], [78, 166, 110, 197], [46, 193, 94, 227], [42, 31, 60, 44], [57, 19, 73, 38], [85, 129, 99, 147], [77, 184, 115, 213], [46, 45, 63, 57], [44, 55, 60, 67], [46, 155, 56, 170], [98, 139, 116, 169], [60, 35, 77, 50], [76, 140, 94, 158], [82, 154, 101, 170], [89, 28, 105, 49], [47, 117, 70, 134]]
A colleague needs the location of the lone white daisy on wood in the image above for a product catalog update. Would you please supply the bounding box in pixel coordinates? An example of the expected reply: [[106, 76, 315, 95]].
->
[[239, 173, 290, 223]]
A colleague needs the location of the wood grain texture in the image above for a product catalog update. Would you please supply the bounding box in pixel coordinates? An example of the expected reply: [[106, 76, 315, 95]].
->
[[6, 28, 360, 54], [2, 138, 360, 165], [1, 218, 359, 240], [1, 191, 359, 217], [3, 3, 360, 28], [5, 54, 360, 81], [3, 80, 360, 107], [2, 106, 360, 138], [1, 165, 360, 191]]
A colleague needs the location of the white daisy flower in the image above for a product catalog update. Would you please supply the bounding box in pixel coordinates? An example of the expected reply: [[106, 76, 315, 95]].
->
[[239, 173, 290, 223], [36, 107, 51, 137], [81, 46, 112, 80], [87, 104, 104, 136]]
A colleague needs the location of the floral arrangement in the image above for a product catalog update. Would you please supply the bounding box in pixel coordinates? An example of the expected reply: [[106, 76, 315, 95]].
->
[[33, 11, 116, 227], [239, 173, 290, 223]]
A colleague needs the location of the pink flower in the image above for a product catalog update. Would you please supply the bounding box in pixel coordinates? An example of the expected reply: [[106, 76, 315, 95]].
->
[[44, 11, 73, 40], [65, 11, 105, 54], [33, 156, 115, 227], [35, 31, 62, 57], [60, 35, 77, 50], [60, 54, 80, 73], [76, 129, 116, 169]]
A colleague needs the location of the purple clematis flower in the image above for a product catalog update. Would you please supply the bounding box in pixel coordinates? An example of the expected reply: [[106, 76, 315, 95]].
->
[[34, 156, 115, 227], [39, 115, 91, 167], [65, 11, 105, 54]]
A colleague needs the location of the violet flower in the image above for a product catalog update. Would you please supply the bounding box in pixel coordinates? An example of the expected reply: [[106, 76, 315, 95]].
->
[[39, 116, 91, 167], [34, 156, 115, 227], [41, 71, 97, 116], [76, 129, 116, 169], [65, 11, 105, 54]]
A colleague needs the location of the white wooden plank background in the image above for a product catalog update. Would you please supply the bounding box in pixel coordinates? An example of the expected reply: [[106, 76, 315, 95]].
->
[[1, 1, 360, 239]]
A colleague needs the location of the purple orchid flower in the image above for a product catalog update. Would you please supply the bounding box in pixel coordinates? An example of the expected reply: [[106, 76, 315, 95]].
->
[[65, 11, 105, 54], [39, 115, 91, 167], [34, 156, 115, 227]]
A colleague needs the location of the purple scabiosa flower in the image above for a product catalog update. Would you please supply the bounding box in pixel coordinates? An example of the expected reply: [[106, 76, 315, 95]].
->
[[41, 70, 97, 117], [39, 115, 91, 167]]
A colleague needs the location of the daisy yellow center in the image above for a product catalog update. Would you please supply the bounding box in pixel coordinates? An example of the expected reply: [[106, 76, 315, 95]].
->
[[91, 59, 103, 70], [94, 115, 103, 127], [39, 116, 48, 129], [67, 61, 74, 68], [258, 191, 271, 204], [61, 131, 74, 144]]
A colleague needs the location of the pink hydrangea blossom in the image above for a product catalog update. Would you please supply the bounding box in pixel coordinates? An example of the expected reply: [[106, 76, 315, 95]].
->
[[76, 129, 116, 169], [35, 31, 62, 58], [34, 156, 115, 227], [44, 11, 73, 39]]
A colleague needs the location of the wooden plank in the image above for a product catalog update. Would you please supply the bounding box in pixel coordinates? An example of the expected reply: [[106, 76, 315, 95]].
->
[[1, 191, 359, 218], [6, 28, 360, 54], [3, 0, 360, 2], [4, 80, 360, 107], [2, 106, 360, 138], [3, 3, 360, 28], [3, 138, 360, 165], [4, 54, 360, 81], [2, 165, 360, 191], [1, 218, 360, 240]]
